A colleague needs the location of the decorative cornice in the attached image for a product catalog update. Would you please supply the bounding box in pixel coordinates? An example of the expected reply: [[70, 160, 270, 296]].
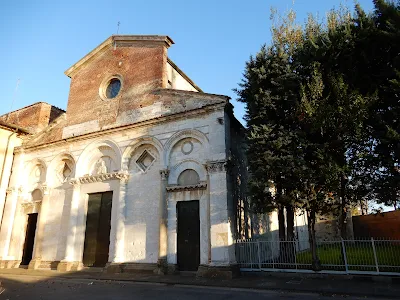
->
[[166, 182, 207, 192], [69, 171, 130, 185], [65, 35, 174, 78], [21, 101, 228, 152], [160, 169, 170, 181], [205, 160, 227, 173]]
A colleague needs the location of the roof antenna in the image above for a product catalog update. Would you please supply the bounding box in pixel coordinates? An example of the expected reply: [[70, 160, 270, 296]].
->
[[114, 21, 120, 50], [6, 79, 21, 123]]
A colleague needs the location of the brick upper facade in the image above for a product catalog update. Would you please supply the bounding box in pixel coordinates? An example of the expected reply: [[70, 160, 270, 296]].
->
[[65, 36, 172, 129]]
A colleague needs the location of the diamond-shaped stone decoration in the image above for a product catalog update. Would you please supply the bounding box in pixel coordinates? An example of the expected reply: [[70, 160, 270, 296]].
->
[[136, 150, 155, 172]]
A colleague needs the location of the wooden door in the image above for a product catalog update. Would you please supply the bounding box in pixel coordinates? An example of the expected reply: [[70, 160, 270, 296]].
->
[[21, 213, 38, 265], [82, 192, 112, 267], [177, 200, 200, 271]]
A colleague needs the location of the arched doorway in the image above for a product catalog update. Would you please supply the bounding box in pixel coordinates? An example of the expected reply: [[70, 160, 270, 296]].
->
[[21, 189, 42, 266], [176, 169, 201, 271]]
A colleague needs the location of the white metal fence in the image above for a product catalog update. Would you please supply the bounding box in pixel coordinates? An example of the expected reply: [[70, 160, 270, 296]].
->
[[236, 238, 400, 276]]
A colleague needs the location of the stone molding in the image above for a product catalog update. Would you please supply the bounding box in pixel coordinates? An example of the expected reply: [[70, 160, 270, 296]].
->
[[20, 103, 226, 153], [205, 160, 227, 173], [160, 169, 170, 181], [166, 182, 207, 192], [21, 200, 42, 210], [69, 171, 130, 185]]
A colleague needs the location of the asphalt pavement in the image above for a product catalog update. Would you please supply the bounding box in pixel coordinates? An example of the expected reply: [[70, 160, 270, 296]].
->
[[0, 275, 392, 300]]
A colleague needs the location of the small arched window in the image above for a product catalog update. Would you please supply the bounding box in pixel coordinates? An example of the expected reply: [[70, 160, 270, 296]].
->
[[177, 169, 200, 186], [31, 189, 43, 201]]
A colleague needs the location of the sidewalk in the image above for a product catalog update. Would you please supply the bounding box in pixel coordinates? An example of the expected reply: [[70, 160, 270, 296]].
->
[[0, 268, 399, 298]]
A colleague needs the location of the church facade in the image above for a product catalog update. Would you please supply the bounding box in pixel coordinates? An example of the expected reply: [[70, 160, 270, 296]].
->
[[0, 35, 247, 277]]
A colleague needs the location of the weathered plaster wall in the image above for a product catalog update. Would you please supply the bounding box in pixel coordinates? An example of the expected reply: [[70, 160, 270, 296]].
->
[[166, 62, 198, 92], [0, 128, 22, 230], [124, 143, 162, 263], [0, 107, 235, 268]]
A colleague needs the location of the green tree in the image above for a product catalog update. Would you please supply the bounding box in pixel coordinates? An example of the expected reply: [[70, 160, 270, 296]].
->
[[354, 0, 400, 209], [236, 45, 302, 241]]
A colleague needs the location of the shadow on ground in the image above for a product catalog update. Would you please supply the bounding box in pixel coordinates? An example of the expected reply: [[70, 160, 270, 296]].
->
[[0, 268, 399, 299]]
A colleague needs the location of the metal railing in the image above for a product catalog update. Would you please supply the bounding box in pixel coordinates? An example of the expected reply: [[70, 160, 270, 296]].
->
[[236, 238, 400, 276]]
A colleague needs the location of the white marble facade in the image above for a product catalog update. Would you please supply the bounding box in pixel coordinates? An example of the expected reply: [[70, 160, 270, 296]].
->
[[0, 109, 237, 272]]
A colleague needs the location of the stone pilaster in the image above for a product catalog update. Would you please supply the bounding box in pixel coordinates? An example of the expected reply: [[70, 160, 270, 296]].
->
[[204, 160, 235, 267], [112, 176, 128, 262], [155, 169, 169, 274], [203, 165, 212, 264], [106, 175, 129, 273], [57, 181, 83, 271]]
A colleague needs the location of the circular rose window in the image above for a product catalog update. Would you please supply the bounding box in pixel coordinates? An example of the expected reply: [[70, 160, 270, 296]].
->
[[100, 75, 123, 100], [106, 78, 121, 98]]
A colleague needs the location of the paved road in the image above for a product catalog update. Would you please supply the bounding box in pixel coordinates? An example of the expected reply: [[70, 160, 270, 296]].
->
[[0, 275, 391, 300]]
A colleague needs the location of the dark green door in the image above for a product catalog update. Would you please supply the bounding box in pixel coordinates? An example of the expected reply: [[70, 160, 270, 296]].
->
[[21, 213, 38, 266], [177, 200, 200, 271], [82, 192, 113, 267]]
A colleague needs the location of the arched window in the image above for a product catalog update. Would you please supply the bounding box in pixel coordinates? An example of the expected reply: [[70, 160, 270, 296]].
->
[[31, 189, 43, 201], [177, 169, 200, 186]]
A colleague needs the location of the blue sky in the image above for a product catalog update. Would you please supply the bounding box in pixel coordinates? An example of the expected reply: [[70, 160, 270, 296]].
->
[[0, 0, 374, 124]]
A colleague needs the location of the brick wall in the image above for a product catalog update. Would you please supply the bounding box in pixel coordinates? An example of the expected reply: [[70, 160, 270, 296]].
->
[[0, 102, 64, 133], [66, 44, 166, 129], [352, 210, 400, 239]]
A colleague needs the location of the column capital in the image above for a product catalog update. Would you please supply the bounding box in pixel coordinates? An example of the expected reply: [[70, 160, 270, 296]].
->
[[116, 171, 130, 184], [205, 160, 227, 173], [6, 187, 16, 195], [160, 169, 170, 181], [41, 183, 50, 195]]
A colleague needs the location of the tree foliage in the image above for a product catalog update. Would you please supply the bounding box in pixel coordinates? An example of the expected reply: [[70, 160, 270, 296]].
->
[[236, 0, 400, 269]]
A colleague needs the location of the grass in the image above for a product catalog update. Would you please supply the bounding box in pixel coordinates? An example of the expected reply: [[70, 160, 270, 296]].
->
[[295, 242, 400, 272]]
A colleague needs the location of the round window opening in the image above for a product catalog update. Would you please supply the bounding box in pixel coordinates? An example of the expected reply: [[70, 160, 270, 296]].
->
[[105, 78, 121, 99]]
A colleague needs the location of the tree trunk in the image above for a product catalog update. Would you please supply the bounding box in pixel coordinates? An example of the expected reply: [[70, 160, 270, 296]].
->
[[307, 208, 321, 271], [286, 205, 295, 241], [278, 205, 286, 241], [277, 183, 286, 241], [339, 173, 348, 239], [285, 205, 296, 263], [359, 200, 365, 215]]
